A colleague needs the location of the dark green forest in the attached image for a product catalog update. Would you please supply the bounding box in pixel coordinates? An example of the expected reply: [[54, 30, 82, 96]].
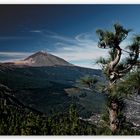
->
[[0, 78, 140, 135]]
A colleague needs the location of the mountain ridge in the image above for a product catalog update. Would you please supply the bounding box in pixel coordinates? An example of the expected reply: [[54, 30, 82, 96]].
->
[[3, 51, 73, 67]]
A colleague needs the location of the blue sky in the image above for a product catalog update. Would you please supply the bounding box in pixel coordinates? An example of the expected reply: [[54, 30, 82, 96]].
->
[[0, 5, 140, 68]]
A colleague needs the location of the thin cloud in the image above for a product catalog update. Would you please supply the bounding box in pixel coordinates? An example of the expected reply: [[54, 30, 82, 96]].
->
[[0, 52, 32, 62], [30, 29, 77, 44], [48, 32, 109, 68], [52, 32, 105, 57], [0, 52, 32, 56], [51, 45, 108, 62], [48, 31, 132, 68], [0, 36, 32, 40], [29, 30, 42, 33], [75, 32, 95, 43]]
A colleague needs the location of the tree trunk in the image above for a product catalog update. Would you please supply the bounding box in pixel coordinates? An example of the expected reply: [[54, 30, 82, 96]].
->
[[109, 101, 119, 133], [109, 47, 122, 71], [107, 47, 121, 133], [108, 47, 122, 82]]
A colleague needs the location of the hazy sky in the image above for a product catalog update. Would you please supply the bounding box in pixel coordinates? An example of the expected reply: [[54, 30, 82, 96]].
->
[[0, 5, 140, 68]]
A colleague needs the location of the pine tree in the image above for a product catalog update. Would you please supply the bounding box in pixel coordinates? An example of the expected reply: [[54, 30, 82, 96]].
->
[[69, 104, 78, 134], [96, 23, 140, 134]]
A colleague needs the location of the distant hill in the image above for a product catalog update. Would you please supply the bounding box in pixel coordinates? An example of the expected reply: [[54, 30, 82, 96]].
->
[[4, 51, 73, 67]]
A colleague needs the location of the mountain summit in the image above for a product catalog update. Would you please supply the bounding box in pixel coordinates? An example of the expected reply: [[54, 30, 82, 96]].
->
[[11, 51, 73, 67]]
